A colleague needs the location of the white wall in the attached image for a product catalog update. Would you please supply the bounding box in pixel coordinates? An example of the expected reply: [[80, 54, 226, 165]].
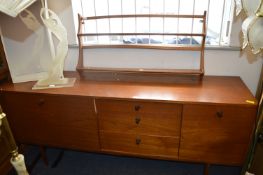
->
[[0, 0, 262, 95], [63, 47, 262, 95]]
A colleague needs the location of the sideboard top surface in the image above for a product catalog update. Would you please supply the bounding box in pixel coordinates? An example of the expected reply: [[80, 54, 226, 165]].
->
[[0, 72, 257, 106]]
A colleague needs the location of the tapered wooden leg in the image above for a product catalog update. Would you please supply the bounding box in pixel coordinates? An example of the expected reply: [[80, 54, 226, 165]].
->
[[51, 150, 64, 168], [204, 163, 210, 175], [39, 146, 48, 166]]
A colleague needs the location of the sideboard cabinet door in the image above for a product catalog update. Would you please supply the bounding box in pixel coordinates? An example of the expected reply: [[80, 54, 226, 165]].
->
[[1, 92, 100, 151], [179, 104, 256, 165]]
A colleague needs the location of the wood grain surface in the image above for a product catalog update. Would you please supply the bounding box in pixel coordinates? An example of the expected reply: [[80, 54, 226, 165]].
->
[[0, 71, 257, 166], [97, 99, 182, 136], [1, 92, 100, 151], [100, 131, 179, 159], [0, 72, 257, 106], [179, 104, 257, 165]]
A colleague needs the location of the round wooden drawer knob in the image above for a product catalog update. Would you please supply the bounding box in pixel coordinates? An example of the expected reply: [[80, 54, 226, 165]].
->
[[134, 105, 141, 111], [135, 116, 141, 124], [216, 111, 223, 118], [136, 137, 141, 145], [38, 99, 45, 106]]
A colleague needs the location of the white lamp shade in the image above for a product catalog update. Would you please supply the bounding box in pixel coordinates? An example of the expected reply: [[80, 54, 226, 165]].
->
[[235, 0, 263, 54], [0, 0, 37, 17], [248, 17, 263, 54], [241, 16, 255, 49], [235, 0, 243, 15], [242, 0, 262, 16], [257, 1, 263, 16]]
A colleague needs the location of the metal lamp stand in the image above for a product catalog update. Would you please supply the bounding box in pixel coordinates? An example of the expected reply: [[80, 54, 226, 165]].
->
[[0, 106, 29, 175]]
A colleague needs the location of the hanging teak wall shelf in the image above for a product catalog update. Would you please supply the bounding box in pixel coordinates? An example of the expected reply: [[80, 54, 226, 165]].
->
[[76, 12, 207, 83]]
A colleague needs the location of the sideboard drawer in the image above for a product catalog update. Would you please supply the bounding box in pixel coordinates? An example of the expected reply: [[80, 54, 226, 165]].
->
[[96, 99, 182, 114], [100, 131, 179, 159], [4, 93, 95, 119], [180, 104, 256, 165], [96, 99, 182, 136], [2, 92, 100, 151]]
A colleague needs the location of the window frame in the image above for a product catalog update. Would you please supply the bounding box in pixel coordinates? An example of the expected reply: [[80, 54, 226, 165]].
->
[[71, 0, 235, 48]]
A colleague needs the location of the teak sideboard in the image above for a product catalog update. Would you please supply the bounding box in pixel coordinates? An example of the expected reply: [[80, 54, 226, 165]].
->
[[0, 72, 257, 166]]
